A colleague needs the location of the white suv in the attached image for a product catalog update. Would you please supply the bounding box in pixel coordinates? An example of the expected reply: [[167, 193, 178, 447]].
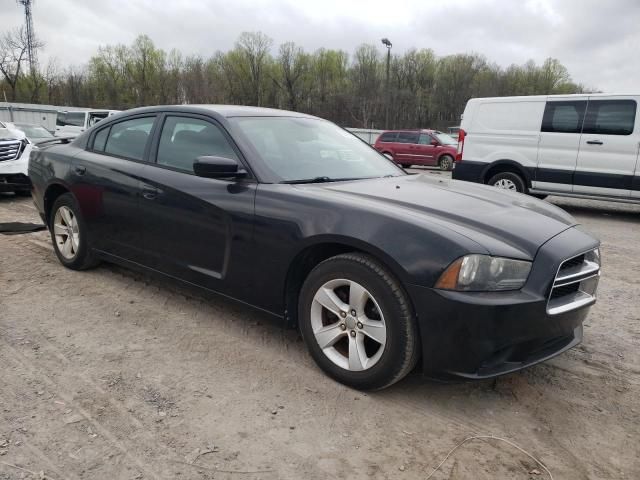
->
[[0, 121, 32, 195], [453, 94, 639, 203]]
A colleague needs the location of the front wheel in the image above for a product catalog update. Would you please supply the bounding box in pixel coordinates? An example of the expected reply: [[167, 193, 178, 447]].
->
[[487, 171, 526, 193], [438, 155, 454, 171], [298, 253, 420, 390], [50, 193, 99, 270]]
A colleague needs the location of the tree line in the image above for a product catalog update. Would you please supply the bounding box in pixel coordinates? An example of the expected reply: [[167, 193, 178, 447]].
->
[[1, 29, 589, 130]]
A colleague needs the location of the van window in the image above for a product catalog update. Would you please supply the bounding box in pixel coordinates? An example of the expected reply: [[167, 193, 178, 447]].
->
[[397, 132, 419, 144], [541, 101, 587, 134], [56, 112, 86, 127], [583, 100, 636, 136], [379, 132, 397, 142]]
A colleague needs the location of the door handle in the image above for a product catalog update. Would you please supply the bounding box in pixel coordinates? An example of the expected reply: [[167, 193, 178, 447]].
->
[[74, 166, 86, 175], [142, 187, 159, 200], [586, 140, 603, 145]]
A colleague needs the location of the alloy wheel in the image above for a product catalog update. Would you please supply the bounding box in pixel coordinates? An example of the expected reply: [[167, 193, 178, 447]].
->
[[310, 279, 387, 371], [53, 206, 80, 260]]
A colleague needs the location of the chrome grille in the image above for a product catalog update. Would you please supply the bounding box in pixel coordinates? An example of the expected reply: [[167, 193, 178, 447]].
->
[[547, 249, 600, 315], [0, 140, 21, 162]]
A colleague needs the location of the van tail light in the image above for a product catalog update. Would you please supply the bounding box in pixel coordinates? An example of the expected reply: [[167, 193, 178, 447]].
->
[[456, 129, 466, 162]]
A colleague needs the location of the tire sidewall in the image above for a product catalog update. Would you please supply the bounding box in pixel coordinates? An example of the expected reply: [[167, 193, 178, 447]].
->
[[298, 255, 417, 390], [488, 171, 526, 193], [49, 193, 94, 270], [439, 155, 453, 171]]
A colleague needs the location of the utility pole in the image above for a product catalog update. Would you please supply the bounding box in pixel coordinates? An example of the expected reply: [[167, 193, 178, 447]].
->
[[17, 0, 38, 75], [381, 38, 392, 129]]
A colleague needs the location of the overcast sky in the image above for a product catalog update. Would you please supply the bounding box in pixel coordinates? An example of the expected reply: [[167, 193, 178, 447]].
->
[[2, 0, 638, 92]]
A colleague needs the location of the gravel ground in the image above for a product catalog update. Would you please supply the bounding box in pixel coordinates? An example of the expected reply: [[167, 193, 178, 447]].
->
[[0, 177, 639, 480]]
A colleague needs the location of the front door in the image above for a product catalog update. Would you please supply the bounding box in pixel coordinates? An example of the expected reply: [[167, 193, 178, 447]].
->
[[417, 133, 437, 165], [137, 114, 256, 295], [534, 99, 587, 192], [395, 131, 420, 165], [573, 98, 638, 198]]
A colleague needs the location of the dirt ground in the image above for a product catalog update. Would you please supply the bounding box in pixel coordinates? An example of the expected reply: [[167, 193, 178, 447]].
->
[[1, 176, 639, 480]]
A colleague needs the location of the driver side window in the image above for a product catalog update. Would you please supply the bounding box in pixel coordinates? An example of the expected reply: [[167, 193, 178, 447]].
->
[[156, 116, 238, 173], [418, 134, 431, 145]]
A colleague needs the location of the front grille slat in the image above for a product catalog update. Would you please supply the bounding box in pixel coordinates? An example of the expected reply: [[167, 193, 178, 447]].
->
[[547, 250, 600, 315], [0, 140, 21, 162]]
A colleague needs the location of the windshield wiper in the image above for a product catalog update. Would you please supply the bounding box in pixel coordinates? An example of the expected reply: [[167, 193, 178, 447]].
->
[[280, 176, 338, 184]]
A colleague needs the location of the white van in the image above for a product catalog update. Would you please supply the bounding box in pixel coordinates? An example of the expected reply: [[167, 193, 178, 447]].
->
[[452, 94, 640, 203], [55, 109, 119, 137]]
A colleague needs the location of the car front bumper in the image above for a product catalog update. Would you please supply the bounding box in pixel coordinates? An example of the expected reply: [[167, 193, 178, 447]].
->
[[0, 173, 31, 192], [408, 226, 599, 379]]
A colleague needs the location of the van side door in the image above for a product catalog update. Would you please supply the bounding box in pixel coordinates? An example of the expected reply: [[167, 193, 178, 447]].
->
[[534, 100, 587, 192], [573, 98, 637, 198]]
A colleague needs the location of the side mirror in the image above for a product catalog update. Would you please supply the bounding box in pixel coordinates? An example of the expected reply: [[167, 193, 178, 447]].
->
[[193, 156, 247, 179], [431, 139, 439, 146]]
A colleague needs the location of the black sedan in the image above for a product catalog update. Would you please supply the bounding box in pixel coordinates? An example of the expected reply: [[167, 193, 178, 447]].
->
[[28, 105, 601, 390]]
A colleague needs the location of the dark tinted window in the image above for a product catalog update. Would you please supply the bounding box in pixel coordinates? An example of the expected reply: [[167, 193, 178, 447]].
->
[[541, 101, 586, 133], [583, 100, 636, 136], [56, 112, 85, 127], [157, 116, 238, 173], [379, 132, 397, 142], [92, 127, 110, 152], [396, 132, 419, 143], [104, 117, 155, 161]]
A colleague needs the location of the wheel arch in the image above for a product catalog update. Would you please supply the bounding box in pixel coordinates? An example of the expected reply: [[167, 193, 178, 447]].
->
[[283, 237, 411, 328], [481, 160, 533, 189], [43, 182, 72, 225]]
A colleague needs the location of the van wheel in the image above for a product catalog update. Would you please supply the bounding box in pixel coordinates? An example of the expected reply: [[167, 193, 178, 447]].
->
[[438, 155, 454, 171], [487, 172, 526, 193], [401, 164, 412, 169], [298, 253, 420, 390]]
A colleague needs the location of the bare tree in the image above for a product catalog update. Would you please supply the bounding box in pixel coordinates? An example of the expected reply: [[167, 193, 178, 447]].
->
[[0, 27, 30, 100]]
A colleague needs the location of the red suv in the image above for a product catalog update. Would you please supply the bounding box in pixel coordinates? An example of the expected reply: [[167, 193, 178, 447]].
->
[[374, 129, 457, 170]]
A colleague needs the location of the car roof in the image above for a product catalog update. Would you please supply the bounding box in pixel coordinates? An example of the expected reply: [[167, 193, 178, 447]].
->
[[382, 129, 436, 134], [115, 104, 320, 119]]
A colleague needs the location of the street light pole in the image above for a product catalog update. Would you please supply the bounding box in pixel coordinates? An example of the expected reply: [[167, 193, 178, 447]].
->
[[381, 38, 392, 129]]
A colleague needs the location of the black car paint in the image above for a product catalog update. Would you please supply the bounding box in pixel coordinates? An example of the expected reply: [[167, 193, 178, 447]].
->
[[29, 105, 600, 378]]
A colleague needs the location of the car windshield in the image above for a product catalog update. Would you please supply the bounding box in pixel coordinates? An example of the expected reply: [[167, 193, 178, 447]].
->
[[14, 124, 54, 139], [433, 133, 457, 145], [230, 117, 404, 183]]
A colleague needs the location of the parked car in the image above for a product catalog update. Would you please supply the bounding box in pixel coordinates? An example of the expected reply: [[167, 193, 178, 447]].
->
[[374, 129, 457, 170], [29, 105, 600, 390], [0, 121, 32, 195], [55, 109, 119, 137], [3, 121, 55, 144], [453, 94, 640, 203]]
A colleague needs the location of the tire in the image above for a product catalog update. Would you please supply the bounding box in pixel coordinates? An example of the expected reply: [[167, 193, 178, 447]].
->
[[438, 155, 454, 171], [298, 253, 420, 390], [49, 193, 99, 270], [401, 164, 412, 169], [531, 194, 548, 200], [487, 171, 526, 193]]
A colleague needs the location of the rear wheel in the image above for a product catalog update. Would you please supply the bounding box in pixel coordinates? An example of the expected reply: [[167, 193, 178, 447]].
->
[[487, 171, 526, 193], [50, 193, 99, 270], [401, 164, 412, 169], [438, 155, 454, 171], [298, 253, 419, 390]]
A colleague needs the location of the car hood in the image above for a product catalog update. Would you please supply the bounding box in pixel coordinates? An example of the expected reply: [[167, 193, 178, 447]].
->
[[310, 173, 577, 259], [0, 127, 25, 142]]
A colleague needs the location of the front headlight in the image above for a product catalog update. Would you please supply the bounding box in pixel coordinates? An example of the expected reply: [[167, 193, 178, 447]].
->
[[435, 255, 532, 291]]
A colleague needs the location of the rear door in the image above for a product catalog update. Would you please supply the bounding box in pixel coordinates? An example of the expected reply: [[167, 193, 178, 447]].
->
[[573, 98, 638, 198], [396, 131, 420, 164], [137, 113, 257, 294], [534, 99, 587, 192], [74, 115, 157, 263]]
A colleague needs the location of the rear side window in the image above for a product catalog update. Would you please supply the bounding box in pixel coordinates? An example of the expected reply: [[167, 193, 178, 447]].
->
[[541, 101, 587, 133], [104, 117, 155, 161], [396, 132, 419, 144], [583, 100, 636, 136], [379, 132, 397, 142], [156, 116, 238, 173], [92, 127, 110, 152]]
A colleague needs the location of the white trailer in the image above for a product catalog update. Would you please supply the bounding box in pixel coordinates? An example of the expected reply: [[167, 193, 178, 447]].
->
[[0, 102, 119, 135]]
